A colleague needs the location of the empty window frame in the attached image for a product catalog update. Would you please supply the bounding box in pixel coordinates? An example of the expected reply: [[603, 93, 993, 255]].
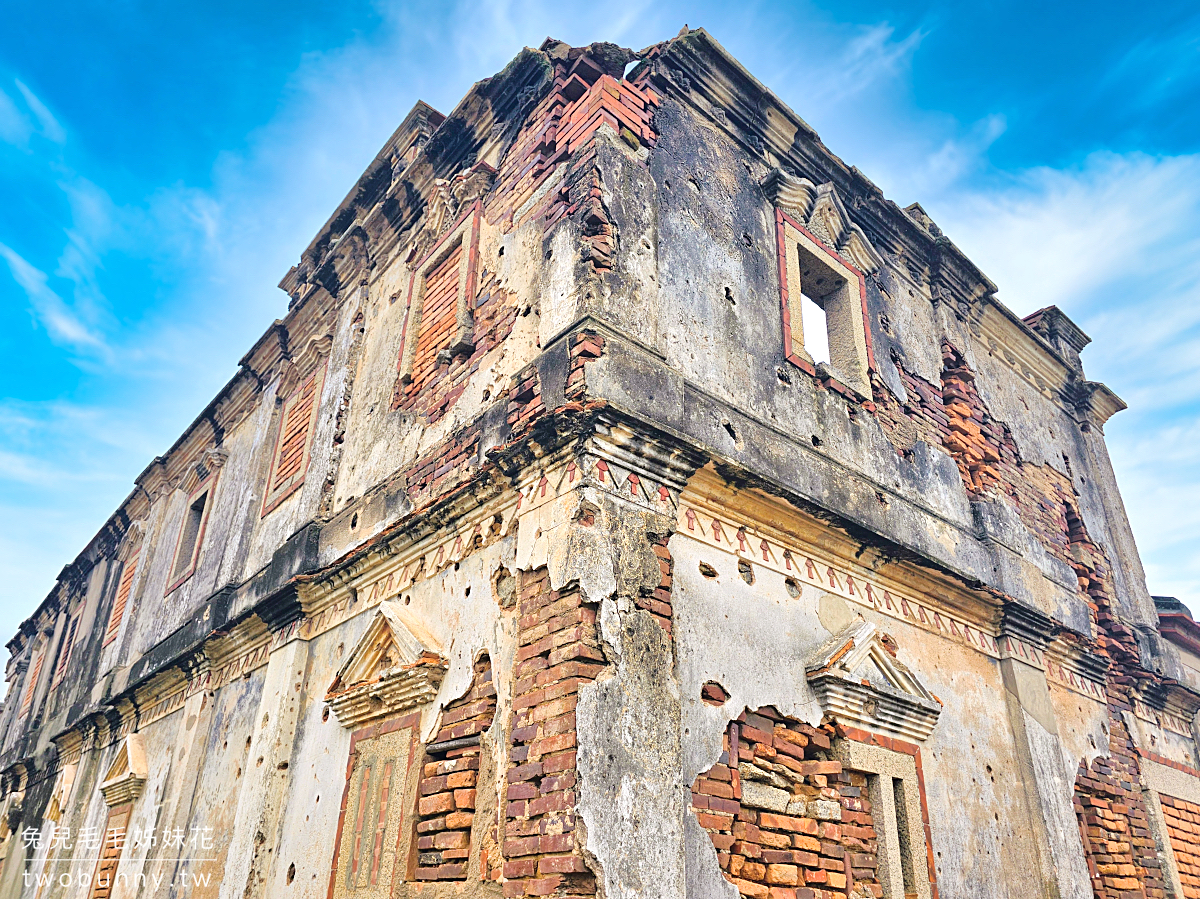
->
[[833, 739, 935, 899], [777, 212, 872, 396], [261, 363, 326, 516], [166, 478, 215, 594]]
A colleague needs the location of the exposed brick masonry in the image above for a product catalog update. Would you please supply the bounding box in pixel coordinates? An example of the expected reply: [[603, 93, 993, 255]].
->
[[1159, 795, 1200, 897], [503, 567, 605, 898], [415, 653, 497, 881], [691, 707, 884, 899]]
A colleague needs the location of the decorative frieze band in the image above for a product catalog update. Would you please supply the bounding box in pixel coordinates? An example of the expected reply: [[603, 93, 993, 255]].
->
[[676, 500, 1107, 702]]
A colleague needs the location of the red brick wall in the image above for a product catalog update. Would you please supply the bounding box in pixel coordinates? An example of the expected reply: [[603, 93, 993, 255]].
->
[[872, 341, 1082, 572], [503, 567, 604, 898], [414, 653, 497, 881], [691, 708, 888, 899], [1159, 795, 1200, 897], [407, 243, 462, 397]]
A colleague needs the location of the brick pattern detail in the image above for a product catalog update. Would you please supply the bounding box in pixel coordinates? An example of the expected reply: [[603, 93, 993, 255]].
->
[[1160, 795, 1200, 897], [396, 331, 605, 514], [394, 264, 519, 424], [414, 654, 497, 881], [691, 708, 884, 899], [104, 554, 137, 647], [639, 533, 673, 634], [503, 568, 604, 897], [872, 342, 1086, 573], [1066, 471, 1167, 898], [406, 243, 463, 398], [483, 62, 657, 237]]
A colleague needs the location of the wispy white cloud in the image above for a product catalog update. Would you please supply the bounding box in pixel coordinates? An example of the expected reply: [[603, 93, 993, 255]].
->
[[0, 242, 111, 358], [13, 79, 66, 144]]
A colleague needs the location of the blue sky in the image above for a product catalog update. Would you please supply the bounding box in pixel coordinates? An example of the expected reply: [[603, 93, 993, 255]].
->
[[2, 0, 1199, 650]]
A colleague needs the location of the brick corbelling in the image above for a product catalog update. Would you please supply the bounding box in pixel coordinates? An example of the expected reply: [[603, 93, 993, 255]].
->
[[483, 57, 657, 238], [414, 654, 497, 882], [691, 707, 894, 899], [502, 568, 604, 898]]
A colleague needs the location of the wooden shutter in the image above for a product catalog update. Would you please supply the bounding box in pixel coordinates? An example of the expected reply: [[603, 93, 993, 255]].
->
[[53, 615, 80, 686], [104, 554, 137, 647], [262, 366, 323, 515], [19, 650, 44, 718], [89, 804, 131, 899]]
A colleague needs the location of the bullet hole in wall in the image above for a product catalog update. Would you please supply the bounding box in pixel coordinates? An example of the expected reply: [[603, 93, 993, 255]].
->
[[287, 863, 295, 884], [498, 245, 504, 257], [811, 435, 822, 447], [699, 562, 718, 578], [738, 560, 754, 585], [404, 594, 411, 605], [350, 512, 358, 529], [723, 420, 737, 442], [725, 286, 735, 306], [777, 367, 792, 385], [322, 707, 330, 722], [701, 681, 730, 705], [784, 577, 800, 597]]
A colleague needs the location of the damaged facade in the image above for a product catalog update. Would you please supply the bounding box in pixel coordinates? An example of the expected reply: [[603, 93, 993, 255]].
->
[[1, 29, 1196, 899]]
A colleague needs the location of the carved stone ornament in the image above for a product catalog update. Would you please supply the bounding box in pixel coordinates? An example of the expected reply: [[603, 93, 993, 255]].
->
[[324, 600, 448, 729], [806, 618, 942, 743], [411, 162, 497, 260], [760, 168, 883, 275], [99, 734, 147, 807]]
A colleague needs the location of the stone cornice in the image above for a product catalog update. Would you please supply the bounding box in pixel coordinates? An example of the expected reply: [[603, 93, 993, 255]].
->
[[648, 29, 997, 313]]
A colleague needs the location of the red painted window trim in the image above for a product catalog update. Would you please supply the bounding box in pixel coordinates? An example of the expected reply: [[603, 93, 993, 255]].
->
[[261, 361, 327, 518], [775, 207, 877, 402]]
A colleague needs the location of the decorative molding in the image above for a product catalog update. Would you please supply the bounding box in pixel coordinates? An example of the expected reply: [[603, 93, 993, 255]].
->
[[325, 601, 447, 729], [676, 481, 1109, 702], [761, 168, 883, 275], [806, 618, 942, 743], [99, 734, 147, 807]]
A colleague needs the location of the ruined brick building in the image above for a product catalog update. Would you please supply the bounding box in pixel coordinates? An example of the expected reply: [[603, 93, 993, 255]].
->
[[2, 29, 1198, 899]]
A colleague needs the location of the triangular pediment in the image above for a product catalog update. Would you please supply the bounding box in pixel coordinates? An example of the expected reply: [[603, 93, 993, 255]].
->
[[327, 601, 443, 699], [99, 734, 147, 807], [806, 618, 941, 741], [760, 168, 883, 275]]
